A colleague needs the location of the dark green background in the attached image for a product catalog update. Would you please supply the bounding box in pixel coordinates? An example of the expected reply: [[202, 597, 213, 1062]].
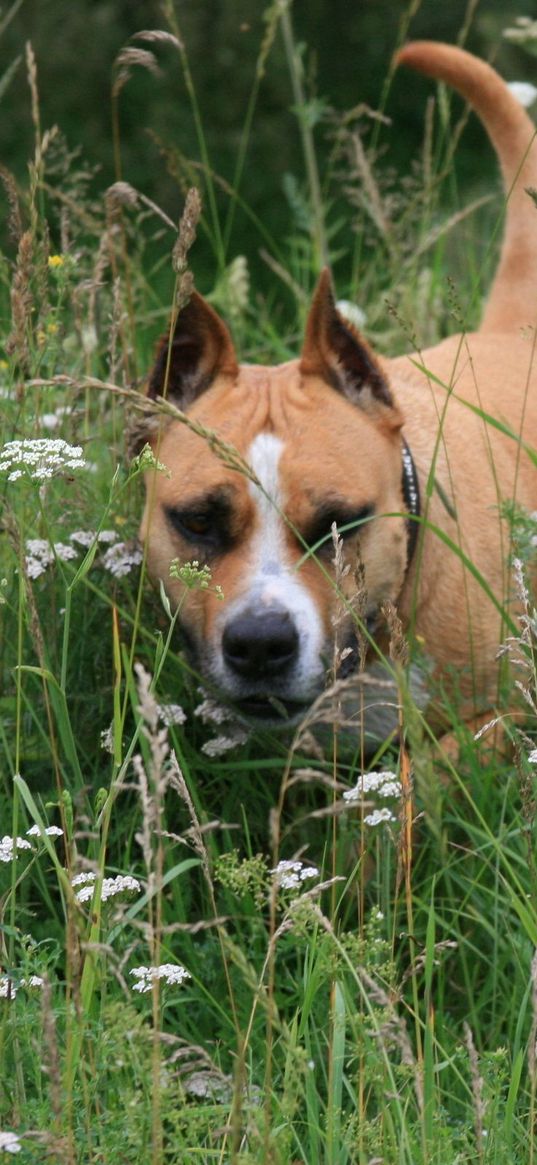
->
[[1, 1, 534, 300]]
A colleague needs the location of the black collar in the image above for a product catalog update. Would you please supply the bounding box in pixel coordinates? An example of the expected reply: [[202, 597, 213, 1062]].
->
[[401, 437, 420, 571]]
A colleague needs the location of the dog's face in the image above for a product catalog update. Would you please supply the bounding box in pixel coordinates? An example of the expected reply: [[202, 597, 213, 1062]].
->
[[139, 271, 408, 723]]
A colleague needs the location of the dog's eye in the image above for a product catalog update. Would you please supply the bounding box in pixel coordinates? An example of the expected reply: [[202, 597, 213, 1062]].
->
[[165, 508, 216, 544], [303, 504, 373, 554], [181, 515, 212, 537]]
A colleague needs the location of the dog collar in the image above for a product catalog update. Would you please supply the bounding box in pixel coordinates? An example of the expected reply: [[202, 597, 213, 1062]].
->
[[401, 437, 420, 570]]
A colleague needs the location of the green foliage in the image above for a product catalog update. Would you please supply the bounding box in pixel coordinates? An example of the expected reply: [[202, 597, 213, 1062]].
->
[[0, 2, 537, 1163]]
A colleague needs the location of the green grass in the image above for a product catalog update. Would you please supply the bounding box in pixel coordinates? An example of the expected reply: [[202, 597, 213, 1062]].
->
[[1, 3, 537, 1162]]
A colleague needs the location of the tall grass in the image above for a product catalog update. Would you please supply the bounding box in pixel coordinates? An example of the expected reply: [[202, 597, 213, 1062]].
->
[[1, 3, 537, 1163]]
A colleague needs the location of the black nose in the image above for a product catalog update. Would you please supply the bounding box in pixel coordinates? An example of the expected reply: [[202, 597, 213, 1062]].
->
[[222, 608, 299, 680]]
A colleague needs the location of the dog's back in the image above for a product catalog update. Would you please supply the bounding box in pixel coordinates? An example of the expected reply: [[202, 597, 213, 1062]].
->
[[388, 44, 537, 707]]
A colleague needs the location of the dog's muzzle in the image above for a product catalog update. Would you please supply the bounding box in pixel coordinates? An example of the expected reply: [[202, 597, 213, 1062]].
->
[[217, 602, 318, 722], [221, 604, 304, 720], [222, 605, 299, 680]]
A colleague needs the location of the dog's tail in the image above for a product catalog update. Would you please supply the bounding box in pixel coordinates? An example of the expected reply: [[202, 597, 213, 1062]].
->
[[397, 41, 537, 333]]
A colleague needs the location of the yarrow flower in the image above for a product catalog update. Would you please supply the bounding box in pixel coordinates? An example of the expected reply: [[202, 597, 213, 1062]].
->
[[272, 859, 320, 891], [0, 1131, 22, 1153], [130, 963, 191, 993], [0, 438, 86, 481], [70, 529, 118, 548], [26, 824, 63, 838], [529, 750, 537, 764], [0, 975, 44, 1001], [0, 836, 33, 863], [363, 807, 397, 827], [25, 538, 78, 579], [343, 770, 402, 801], [72, 871, 141, 903], [101, 540, 143, 578]]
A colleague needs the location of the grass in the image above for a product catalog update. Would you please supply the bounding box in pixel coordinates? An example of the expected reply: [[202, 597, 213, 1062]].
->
[[1, 2, 537, 1162]]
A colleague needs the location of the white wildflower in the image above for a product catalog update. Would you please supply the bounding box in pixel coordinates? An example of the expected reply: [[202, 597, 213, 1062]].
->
[[507, 81, 537, 108], [0, 836, 33, 862], [26, 824, 63, 838], [72, 871, 141, 903], [25, 538, 78, 579], [0, 974, 42, 1002], [504, 18, 537, 47], [0, 438, 86, 481], [272, 859, 320, 890], [529, 750, 537, 764], [70, 529, 118, 547], [363, 807, 396, 827], [130, 963, 191, 993], [158, 703, 187, 727], [343, 770, 402, 801], [0, 1131, 22, 1153], [71, 871, 96, 888], [101, 540, 143, 578]]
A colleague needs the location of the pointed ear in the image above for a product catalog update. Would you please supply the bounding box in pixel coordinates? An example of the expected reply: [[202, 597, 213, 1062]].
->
[[300, 269, 400, 423], [147, 291, 238, 408]]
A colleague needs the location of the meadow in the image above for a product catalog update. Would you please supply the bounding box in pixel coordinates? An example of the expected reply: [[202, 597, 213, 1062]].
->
[[1, 2, 537, 1162]]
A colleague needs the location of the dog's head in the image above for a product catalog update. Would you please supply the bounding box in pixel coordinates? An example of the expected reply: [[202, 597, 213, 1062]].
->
[[139, 270, 408, 723]]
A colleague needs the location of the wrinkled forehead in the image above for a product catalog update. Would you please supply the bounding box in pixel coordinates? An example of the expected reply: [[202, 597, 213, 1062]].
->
[[151, 370, 396, 507]]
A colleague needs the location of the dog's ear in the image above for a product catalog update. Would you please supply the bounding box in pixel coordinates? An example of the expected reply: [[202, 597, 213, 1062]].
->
[[147, 291, 238, 408], [300, 269, 400, 424]]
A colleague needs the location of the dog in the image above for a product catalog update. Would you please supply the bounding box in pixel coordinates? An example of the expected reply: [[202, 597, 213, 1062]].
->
[[137, 42, 537, 747]]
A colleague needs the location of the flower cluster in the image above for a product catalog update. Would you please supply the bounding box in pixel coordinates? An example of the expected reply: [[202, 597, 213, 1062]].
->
[[26, 824, 63, 838], [72, 871, 141, 904], [129, 963, 191, 993], [344, 770, 402, 801], [0, 438, 86, 481], [529, 750, 537, 765], [101, 540, 143, 578], [0, 836, 33, 863], [21, 530, 143, 581], [69, 528, 118, 548], [272, 859, 320, 891], [25, 538, 77, 579], [0, 975, 44, 1000], [0, 824, 63, 862], [0, 1131, 22, 1153], [343, 769, 402, 827]]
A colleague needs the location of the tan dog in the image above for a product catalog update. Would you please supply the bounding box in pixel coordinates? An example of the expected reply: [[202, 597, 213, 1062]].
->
[[138, 42, 537, 744]]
